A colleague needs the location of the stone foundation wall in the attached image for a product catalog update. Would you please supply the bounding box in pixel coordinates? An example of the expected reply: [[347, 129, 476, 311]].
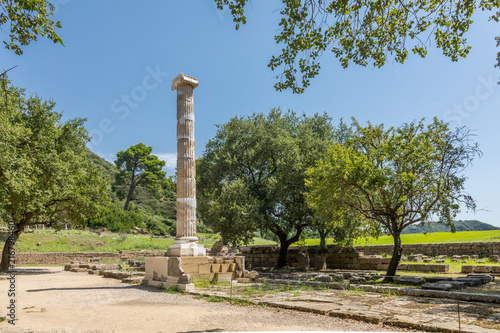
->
[[16, 250, 168, 265], [355, 242, 500, 257], [240, 245, 450, 272]]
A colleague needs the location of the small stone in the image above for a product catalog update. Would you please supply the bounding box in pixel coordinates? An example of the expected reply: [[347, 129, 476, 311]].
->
[[209, 241, 225, 256], [467, 274, 494, 283], [408, 254, 423, 262], [315, 274, 333, 282], [237, 278, 250, 283], [454, 277, 482, 287], [350, 276, 366, 284], [37, 242, 42, 246], [177, 274, 192, 284], [394, 276, 425, 285], [243, 270, 259, 279]]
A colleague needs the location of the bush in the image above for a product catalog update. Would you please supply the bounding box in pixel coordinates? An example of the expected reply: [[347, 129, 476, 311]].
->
[[87, 203, 148, 232], [197, 223, 213, 234], [146, 216, 170, 236]]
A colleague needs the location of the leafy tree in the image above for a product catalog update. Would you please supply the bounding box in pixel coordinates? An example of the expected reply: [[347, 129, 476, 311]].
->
[[114, 143, 166, 211], [496, 36, 500, 77], [306, 118, 481, 279], [215, 0, 500, 93], [0, 78, 108, 271], [0, 0, 63, 55], [311, 210, 377, 251], [198, 109, 334, 267]]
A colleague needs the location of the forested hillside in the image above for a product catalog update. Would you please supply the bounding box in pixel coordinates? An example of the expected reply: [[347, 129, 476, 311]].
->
[[85, 149, 179, 235], [401, 220, 499, 234]]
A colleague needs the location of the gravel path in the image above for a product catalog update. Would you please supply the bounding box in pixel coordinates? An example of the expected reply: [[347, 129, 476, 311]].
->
[[0, 268, 424, 333]]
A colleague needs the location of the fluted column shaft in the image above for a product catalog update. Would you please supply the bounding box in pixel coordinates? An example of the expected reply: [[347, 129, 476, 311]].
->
[[171, 74, 198, 242]]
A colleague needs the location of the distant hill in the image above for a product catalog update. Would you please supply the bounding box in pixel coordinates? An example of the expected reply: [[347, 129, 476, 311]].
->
[[401, 220, 500, 234]]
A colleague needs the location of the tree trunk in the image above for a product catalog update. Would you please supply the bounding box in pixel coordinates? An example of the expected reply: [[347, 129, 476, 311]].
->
[[318, 229, 327, 251], [1, 229, 19, 272], [124, 181, 136, 211], [274, 224, 304, 268], [384, 231, 403, 282], [277, 240, 291, 268]]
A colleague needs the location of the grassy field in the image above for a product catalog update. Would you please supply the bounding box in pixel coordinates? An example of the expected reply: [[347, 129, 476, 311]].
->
[[4, 230, 275, 253], [295, 230, 500, 247], [3, 229, 499, 253]]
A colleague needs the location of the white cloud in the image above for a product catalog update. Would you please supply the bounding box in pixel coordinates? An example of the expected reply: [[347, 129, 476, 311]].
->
[[155, 153, 177, 169]]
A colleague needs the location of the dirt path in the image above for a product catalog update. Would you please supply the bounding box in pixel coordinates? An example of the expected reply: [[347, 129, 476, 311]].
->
[[0, 268, 420, 333]]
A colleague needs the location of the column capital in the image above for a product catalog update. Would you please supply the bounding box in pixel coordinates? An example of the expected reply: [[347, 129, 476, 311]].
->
[[171, 73, 198, 91]]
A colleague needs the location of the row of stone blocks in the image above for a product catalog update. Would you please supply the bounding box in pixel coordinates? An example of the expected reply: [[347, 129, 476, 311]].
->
[[17, 250, 171, 265], [357, 242, 500, 257], [421, 274, 495, 291], [461, 265, 500, 274], [64, 261, 145, 283]]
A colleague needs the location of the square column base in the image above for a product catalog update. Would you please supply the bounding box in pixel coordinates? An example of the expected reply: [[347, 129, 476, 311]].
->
[[167, 242, 206, 257]]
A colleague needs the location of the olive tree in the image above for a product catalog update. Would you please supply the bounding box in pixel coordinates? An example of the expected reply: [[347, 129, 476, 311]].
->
[[0, 79, 108, 271], [306, 118, 481, 279]]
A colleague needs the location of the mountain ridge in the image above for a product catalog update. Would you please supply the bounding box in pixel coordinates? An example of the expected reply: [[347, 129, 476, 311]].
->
[[401, 220, 499, 234]]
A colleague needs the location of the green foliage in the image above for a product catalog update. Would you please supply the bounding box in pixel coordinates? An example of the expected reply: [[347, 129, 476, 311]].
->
[[196, 223, 213, 234], [0, 78, 108, 270], [145, 215, 172, 236], [215, 0, 500, 93], [163, 286, 183, 294], [496, 36, 500, 82], [86, 202, 174, 236], [0, 0, 64, 55], [207, 296, 225, 303], [198, 109, 335, 266], [87, 203, 145, 232], [86, 149, 177, 234], [307, 118, 481, 277], [114, 143, 166, 211]]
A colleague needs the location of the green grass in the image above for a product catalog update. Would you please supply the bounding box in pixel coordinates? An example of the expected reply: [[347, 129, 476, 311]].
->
[[294, 230, 500, 247], [160, 286, 186, 294], [13, 230, 175, 252], [8, 229, 274, 253], [251, 238, 278, 245], [9, 228, 498, 253]]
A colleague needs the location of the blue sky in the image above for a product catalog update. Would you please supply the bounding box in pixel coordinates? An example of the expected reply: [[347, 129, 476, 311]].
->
[[1, 1, 499, 227]]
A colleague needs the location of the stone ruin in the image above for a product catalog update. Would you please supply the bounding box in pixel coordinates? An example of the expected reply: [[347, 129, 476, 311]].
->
[[260, 270, 495, 292], [142, 73, 249, 291]]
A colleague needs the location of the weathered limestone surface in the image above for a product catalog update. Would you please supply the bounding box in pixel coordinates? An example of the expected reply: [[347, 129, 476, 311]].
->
[[167, 73, 206, 257], [18, 250, 167, 265], [240, 246, 449, 272]]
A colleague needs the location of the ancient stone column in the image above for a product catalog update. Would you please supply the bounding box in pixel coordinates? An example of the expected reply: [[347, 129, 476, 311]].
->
[[167, 73, 206, 257]]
